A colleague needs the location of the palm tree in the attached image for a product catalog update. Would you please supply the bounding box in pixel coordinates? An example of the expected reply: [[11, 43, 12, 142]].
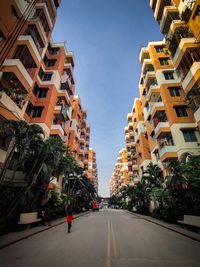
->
[[142, 162, 164, 188], [0, 120, 44, 185]]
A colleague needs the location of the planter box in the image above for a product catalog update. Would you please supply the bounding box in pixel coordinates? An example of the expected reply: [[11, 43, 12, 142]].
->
[[18, 212, 41, 224]]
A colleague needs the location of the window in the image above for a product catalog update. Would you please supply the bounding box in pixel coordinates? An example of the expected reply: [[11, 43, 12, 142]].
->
[[32, 107, 44, 118], [44, 56, 56, 67], [26, 102, 33, 116], [46, 60, 56, 67], [175, 106, 188, 117], [33, 84, 48, 98], [13, 45, 36, 70], [155, 46, 164, 53], [169, 87, 181, 97], [182, 130, 197, 142], [25, 25, 44, 54], [38, 68, 52, 81], [159, 57, 169, 65], [35, 8, 50, 34], [164, 72, 174, 80], [48, 46, 59, 55]]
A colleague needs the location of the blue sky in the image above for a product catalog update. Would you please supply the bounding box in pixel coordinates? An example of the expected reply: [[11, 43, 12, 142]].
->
[[53, 0, 162, 197]]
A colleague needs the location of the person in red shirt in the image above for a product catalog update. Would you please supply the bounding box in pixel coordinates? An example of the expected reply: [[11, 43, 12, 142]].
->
[[66, 211, 74, 233]]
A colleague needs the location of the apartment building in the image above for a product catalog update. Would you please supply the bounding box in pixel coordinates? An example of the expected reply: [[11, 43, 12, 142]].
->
[[0, 0, 98, 194], [125, 98, 152, 182], [110, 148, 129, 196], [110, 1, 200, 196], [0, 1, 79, 170], [150, 0, 200, 129], [68, 96, 90, 169], [88, 148, 98, 192]]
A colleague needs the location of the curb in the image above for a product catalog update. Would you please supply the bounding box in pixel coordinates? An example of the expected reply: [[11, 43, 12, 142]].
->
[[0, 211, 91, 250], [127, 211, 200, 242]]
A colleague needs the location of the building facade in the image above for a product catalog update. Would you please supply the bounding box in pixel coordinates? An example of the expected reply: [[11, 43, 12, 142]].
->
[[0, 0, 98, 193], [110, 0, 200, 194], [87, 148, 98, 192]]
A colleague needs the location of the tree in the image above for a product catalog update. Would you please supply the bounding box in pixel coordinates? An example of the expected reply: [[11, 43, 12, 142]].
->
[[0, 120, 44, 185]]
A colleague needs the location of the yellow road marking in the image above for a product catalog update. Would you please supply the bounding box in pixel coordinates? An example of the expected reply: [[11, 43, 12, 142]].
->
[[107, 221, 118, 267], [107, 221, 111, 267], [110, 222, 117, 257]]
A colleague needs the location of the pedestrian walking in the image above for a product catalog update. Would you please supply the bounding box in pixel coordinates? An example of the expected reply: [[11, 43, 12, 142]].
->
[[66, 211, 74, 233]]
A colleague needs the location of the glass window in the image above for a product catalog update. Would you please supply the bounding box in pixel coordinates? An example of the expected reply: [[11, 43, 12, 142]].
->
[[33, 84, 48, 98], [32, 107, 44, 118], [159, 58, 169, 65], [182, 130, 197, 142], [169, 87, 181, 97], [175, 106, 188, 117], [38, 68, 52, 81], [164, 72, 174, 80], [155, 46, 164, 53]]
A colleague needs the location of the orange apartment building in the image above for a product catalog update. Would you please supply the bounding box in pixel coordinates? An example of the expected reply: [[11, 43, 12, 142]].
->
[[150, 0, 200, 129], [110, 148, 129, 196], [68, 95, 90, 168], [0, 1, 76, 169], [87, 148, 98, 192], [0, 0, 98, 194], [110, 0, 200, 195], [125, 98, 151, 183]]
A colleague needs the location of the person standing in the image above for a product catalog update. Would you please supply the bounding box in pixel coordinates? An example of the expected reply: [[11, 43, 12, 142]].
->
[[66, 211, 74, 233]]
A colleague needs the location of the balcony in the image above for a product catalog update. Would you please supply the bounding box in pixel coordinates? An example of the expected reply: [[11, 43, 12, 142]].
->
[[43, 0, 57, 23], [13, 45, 37, 79], [168, 27, 194, 58], [142, 61, 153, 76], [178, 59, 200, 92], [180, 0, 196, 22], [159, 145, 177, 161], [144, 71, 156, 87], [187, 84, 200, 123], [154, 0, 172, 21], [160, 6, 180, 35], [151, 101, 164, 116], [0, 72, 27, 110], [25, 20, 46, 53], [155, 122, 170, 137], [158, 132, 177, 161], [34, 7, 52, 37], [50, 124, 64, 136], [2, 59, 33, 89], [17, 35, 41, 64]]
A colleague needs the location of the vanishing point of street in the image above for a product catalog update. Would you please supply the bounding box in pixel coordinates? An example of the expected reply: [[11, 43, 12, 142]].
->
[[1, 210, 200, 267]]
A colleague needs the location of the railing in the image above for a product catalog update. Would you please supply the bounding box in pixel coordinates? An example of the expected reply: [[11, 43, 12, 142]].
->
[[188, 95, 200, 113], [168, 27, 194, 57]]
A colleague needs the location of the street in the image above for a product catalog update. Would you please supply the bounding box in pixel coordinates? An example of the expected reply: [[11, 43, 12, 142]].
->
[[1, 209, 200, 267]]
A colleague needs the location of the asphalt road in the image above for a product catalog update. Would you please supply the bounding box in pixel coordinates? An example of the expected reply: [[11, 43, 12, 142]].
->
[[1, 209, 200, 267]]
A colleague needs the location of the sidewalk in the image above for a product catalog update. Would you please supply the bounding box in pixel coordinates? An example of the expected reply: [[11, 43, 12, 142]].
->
[[127, 211, 200, 242], [0, 211, 90, 249]]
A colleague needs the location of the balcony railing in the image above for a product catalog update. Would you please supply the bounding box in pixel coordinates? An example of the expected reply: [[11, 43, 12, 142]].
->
[[168, 27, 194, 57], [0, 72, 27, 109], [187, 94, 200, 113]]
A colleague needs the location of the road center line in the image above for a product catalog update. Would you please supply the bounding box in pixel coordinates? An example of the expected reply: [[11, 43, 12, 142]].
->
[[107, 221, 111, 267], [110, 222, 117, 257]]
